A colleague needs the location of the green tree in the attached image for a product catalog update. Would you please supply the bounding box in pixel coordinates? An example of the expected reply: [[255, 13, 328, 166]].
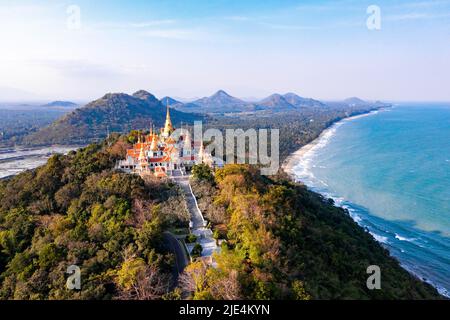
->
[[192, 164, 214, 183]]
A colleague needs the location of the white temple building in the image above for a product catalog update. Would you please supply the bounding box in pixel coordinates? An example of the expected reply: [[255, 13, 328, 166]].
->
[[116, 103, 222, 177]]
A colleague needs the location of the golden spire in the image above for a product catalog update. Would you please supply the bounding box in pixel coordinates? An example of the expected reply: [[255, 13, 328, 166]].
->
[[138, 144, 146, 161], [150, 134, 158, 151], [163, 100, 173, 136]]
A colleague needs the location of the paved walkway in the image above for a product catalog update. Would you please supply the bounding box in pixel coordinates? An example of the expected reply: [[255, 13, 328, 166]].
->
[[171, 170, 219, 259]]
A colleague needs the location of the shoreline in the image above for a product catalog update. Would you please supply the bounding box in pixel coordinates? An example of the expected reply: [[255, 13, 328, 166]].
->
[[281, 106, 449, 298], [282, 109, 382, 178]]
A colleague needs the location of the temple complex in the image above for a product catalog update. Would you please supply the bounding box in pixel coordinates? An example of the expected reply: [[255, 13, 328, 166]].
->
[[116, 103, 221, 177]]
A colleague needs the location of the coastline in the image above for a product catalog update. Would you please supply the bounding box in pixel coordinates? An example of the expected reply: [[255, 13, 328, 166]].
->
[[281, 106, 450, 298], [282, 109, 382, 178]]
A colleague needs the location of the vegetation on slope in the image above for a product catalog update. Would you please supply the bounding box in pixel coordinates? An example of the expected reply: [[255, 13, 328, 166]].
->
[[188, 164, 441, 299], [0, 134, 189, 299]]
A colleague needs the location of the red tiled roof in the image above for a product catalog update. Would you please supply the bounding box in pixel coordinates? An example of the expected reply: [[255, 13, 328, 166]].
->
[[149, 157, 164, 163], [127, 149, 140, 158]]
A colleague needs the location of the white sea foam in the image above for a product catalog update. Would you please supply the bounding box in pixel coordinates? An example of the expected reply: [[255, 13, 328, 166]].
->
[[370, 232, 389, 244], [348, 211, 362, 224], [437, 286, 450, 298], [292, 122, 343, 187], [395, 233, 417, 242], [291, 109, 383, 188]]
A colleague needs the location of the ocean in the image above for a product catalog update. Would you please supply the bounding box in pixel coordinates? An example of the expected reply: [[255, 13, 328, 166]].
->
[[291, 103, 450, 297], [0, 146, 79, 179]]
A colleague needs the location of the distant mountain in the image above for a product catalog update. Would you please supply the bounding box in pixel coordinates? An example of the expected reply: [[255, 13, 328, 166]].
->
[[343, 97, 367, 106], [192, 90, 247, 112], [160, 96, 182, 107], [283, 93, 326, 108], [132, 90, 160, 104], [23, 90, 204, 146], [179, 91, 327, 114], [160, 96, 203, 113], [257, 94, 296, 111], [42, 101, 79, 108]]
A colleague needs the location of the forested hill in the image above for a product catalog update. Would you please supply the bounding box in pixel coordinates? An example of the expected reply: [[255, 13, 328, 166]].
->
[[22, 90, 204, 146], [0, 133, 441, 299], [0, 134, 189, 299]]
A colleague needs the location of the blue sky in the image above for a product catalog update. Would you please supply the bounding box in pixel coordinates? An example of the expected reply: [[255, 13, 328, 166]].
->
[[0, 0, 449, 101]]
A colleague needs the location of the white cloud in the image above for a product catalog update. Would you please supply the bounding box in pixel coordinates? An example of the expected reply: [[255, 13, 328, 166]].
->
[[130, 19, 176, 28], [141, 28, 206, 40], [396, 0, 450, 8], [386, 12, 450, 21], [259, 22, 320, 31], [295, 0, 361, 12]]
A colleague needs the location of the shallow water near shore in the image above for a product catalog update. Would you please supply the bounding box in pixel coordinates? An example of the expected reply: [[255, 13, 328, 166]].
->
[[291, 103, 450, 297]]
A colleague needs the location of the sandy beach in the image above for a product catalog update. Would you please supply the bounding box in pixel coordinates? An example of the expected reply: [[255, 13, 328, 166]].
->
[[282, 109, 382, 179]]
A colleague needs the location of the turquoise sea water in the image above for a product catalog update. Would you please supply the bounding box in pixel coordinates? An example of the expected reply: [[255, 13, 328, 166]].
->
[[292, 103, 450, 297]]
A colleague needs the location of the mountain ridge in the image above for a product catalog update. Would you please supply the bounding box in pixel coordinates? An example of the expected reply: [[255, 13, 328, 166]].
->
[[42, 101, 79, 108], [258, 93, 296, 110], [172, 90, 329, 114], [23, 90, 204, 146]]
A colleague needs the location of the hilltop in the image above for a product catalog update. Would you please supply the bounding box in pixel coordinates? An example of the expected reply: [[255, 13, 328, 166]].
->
[[193, 90, 248, 111], [22, 90, 204, 146], [258, 93, 296, 111], [283, 92, 326, 108]]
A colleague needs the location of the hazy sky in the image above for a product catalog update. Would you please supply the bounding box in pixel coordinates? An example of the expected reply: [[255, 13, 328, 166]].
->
[[0, 0, 450, 102]]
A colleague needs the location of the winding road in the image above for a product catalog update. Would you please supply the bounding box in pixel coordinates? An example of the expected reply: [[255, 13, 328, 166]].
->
[[162, 231, 189, 288]]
